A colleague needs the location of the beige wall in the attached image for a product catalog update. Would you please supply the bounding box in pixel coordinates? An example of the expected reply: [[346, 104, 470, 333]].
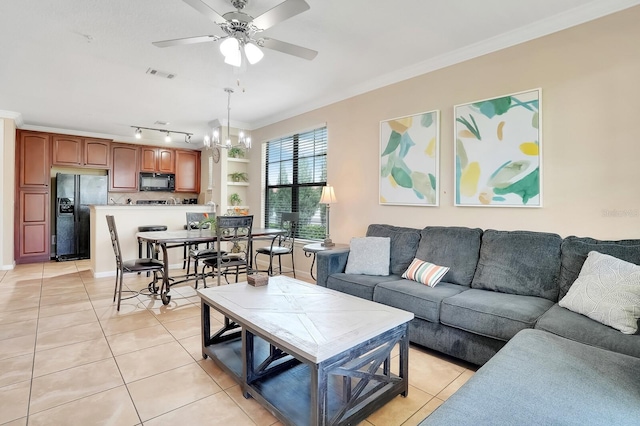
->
[[1, 118, 16, 269], [248, 6, 640, 243]]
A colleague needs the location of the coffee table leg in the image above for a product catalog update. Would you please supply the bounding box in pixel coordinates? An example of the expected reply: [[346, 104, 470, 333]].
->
[[400, 325, 409, 397], [201, 301, 210, 359], [311, 364, 327, 425], [243, 328, 254, 399]]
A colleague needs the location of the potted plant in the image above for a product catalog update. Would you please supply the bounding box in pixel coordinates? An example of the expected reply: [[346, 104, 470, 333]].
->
[[198, 212, 216, 232], [229, 193, 242, 206], [228, 172, 248, 182], [228, 146, 245, 158]]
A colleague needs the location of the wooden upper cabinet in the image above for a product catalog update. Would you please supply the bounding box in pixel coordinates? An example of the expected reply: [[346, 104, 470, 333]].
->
[[110, 143, 139, 191], [18, 131, 50, 187], [84, 139, 110, 168], [140, 147, 174, 173], [52, 136, 110, 168], [157, 149, 175, 173], [175, 149, 200, 193], [52, 135, 82, 166]]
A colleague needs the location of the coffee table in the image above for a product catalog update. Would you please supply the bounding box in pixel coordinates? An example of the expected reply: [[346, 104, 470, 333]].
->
[[198, 276, 414, 425]]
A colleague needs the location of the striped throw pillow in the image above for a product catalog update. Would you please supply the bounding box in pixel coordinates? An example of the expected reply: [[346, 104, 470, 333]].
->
[[402, 258, 450, 287]]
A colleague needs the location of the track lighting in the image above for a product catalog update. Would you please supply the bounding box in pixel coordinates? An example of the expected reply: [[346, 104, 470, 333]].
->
[[130, 126, 193, 144]]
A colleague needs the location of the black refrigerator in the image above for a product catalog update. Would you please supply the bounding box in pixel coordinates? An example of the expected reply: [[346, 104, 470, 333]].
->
[[55, 173, 108, 261]]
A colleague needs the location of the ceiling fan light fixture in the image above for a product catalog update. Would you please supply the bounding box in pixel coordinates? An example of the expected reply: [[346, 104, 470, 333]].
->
[[219, 37, 239, 57], [244, 42, 264, 64], [224, 49, 242, 67]]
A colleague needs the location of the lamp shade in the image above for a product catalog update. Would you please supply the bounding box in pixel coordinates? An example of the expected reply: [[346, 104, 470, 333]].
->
[[320, 186, 337, 204], [244, 42, 264, 64], [219, 37, 239, 57]]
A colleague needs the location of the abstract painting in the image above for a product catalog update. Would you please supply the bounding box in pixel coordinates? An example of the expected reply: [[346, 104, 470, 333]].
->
[[454, 88, 541, 207], [380, 110, 440, 206]]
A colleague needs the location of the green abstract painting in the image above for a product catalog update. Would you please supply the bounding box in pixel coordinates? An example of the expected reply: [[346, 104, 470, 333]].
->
[[454, 88, 541, 207], [380, 110, 439, 206]]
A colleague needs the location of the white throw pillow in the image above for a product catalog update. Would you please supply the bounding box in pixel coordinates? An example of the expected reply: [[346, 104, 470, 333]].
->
[[345, 237, 391, 276], [559, 251, 640, 334]]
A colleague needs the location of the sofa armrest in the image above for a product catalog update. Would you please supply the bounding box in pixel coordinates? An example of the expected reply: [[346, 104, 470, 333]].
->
[[316, 249, 350, 287]]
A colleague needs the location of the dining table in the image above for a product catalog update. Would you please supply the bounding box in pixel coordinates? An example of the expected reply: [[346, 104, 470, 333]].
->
[[136, 228, 285, 304]]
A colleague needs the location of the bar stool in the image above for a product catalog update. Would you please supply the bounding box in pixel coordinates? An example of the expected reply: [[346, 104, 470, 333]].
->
[[137, 225, 167, 276]]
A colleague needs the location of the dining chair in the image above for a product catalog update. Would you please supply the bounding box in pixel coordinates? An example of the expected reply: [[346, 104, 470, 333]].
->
[[202, 215, 254, 287], [106, 215, 164, 310], [254, 212, 299, 278], [184, 212, 220, 288]]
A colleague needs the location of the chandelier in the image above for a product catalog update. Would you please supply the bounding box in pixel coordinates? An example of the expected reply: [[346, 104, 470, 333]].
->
[[204, 87, 251, 150]]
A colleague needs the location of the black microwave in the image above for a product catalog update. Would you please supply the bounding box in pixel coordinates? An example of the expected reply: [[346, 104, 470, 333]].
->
[[139, 172, 175, 192]]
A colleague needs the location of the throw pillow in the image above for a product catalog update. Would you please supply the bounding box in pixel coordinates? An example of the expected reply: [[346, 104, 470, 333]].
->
[[345, 237, 390, 276], [402, 258, 450, 287], [559, 251, 640, 334]]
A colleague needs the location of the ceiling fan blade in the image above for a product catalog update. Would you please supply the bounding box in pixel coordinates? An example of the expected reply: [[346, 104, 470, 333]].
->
[[182, 0, 227, 25], [260, 37, 317, 60], [153, 35, 221, 48], [252, 0, 310, 30]]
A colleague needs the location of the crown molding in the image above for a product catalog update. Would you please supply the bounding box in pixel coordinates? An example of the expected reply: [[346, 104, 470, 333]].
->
[[0, 110, 23, 127]]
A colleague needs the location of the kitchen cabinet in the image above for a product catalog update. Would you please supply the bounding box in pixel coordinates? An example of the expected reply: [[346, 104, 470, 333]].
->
[[15, 130, 51, 263], [84, 139, 110, 168], [18, 131, 50, 187], [52, 136, 110, 168], [175, 149, 200, 193], [140, 147, 175, 173], [110, 143, 139, 191], [16, 189, 50, 262]]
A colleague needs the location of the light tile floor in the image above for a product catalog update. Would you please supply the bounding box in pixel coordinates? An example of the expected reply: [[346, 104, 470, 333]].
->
[[0, 260, 476, 425]]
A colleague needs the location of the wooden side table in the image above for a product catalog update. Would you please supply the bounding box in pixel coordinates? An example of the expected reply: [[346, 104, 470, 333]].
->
[[302, 242, 349, 280]]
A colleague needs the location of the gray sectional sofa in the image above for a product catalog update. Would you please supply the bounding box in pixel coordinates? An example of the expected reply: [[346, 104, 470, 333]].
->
[[316, 224, 640, 424]]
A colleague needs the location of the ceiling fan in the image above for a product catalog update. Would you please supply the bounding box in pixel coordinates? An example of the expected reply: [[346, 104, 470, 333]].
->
[[153, 0, 318, 66]]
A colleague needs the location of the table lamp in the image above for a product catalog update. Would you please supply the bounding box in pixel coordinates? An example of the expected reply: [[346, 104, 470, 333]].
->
[[320, 185, 337, 247]]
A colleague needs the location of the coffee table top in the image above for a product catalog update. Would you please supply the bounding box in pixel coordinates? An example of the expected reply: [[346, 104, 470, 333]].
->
[[197, 276, 413, 363]]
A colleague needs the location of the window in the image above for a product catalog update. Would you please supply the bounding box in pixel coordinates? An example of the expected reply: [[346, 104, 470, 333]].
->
[[264, 126, 327, 240]]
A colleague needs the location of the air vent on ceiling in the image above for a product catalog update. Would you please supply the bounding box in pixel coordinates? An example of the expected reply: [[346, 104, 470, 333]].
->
[[154, 121, 169, 126], [146, 68, 176, 79]]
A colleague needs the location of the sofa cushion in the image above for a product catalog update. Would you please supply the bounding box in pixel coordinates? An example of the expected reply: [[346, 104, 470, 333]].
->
[[414, 226, 483, 286], [374, 280, 469, 323], [420, 329, 640, 426], [345, 237, 390, 276], [401, 258, 450, 287], [559, 236, 640, 299], [471, 230, 562, 301], [535, 304, 640, 359], [559, 251, 640, 334], [440, 289, 554, 341], [366, 224, 421, 275], [326, 273, 401, 301]]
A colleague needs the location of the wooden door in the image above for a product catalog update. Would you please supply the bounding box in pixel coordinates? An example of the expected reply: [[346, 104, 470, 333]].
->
[[110, 143, 139, 191], [157, 148, 175, 173], [175, 149, 200, 193], [18, 131, 50, 187], [140, 147, 157, 172], [52, 135, 83, 166], [84, 139, 110, 168], [16, 189, 50, 262]]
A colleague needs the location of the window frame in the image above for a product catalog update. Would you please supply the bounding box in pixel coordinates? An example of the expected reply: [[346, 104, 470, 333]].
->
[[263, 126, 328, 241]]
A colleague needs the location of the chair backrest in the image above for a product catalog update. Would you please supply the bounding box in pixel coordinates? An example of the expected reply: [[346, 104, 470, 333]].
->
[[106, 215, 123, 267], [278, 212, 299, 249], [186, 212, 213, 229], [215, 215, 254, 284]]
